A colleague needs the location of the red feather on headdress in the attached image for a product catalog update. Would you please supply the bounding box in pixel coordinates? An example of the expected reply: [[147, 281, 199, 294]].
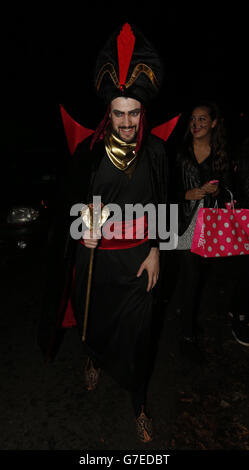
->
[[117, 23, 136, 88]]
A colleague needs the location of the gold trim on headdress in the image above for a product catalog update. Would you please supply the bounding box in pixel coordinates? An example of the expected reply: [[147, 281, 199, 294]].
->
[[125, 64, 159, 89], [96, 63, 119, 92], [96, 62, 159, 92]]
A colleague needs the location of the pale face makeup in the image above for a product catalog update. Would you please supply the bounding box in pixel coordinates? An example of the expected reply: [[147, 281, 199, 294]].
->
[[110, 97, 141, 143]]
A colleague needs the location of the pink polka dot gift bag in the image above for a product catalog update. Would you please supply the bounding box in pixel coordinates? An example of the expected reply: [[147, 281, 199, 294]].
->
[[191, 205, 249, 258]]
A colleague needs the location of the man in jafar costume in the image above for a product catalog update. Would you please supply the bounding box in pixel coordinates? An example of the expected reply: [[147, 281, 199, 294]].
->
[[38, 23, 175, 442]]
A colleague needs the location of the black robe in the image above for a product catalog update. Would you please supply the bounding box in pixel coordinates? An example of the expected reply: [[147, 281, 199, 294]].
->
[[38, 132, 168, 391]]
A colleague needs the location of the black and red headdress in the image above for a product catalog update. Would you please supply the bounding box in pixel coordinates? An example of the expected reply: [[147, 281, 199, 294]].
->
[[94, 23, 163, 106], [60, 23, 180, 154]]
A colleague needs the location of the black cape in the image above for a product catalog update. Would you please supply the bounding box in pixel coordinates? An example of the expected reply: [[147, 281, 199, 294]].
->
[[38, 132, 168, 390]]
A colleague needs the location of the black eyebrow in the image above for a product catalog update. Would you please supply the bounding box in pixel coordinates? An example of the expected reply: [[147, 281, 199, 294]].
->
[[112, 108, 141, 115]]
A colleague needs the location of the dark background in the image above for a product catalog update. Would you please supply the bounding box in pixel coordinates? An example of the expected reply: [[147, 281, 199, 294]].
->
[[2, 3, 249, 189], [1, 4, 249, 453]]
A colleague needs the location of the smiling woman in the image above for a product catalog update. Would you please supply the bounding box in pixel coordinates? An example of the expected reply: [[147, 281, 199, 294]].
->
[[173, 100, 232, 363], [189, 108, 217, 142]]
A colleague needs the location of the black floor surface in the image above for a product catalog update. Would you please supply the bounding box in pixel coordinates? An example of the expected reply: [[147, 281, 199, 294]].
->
[[1, 242, 249, 461]]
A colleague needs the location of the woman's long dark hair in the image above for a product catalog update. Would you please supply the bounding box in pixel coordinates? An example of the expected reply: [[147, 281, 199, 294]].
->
[[183, 100, 229, 175]]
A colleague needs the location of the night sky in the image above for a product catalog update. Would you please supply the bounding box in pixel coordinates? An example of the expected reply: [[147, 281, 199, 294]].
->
[[3, 4, 248, 154]]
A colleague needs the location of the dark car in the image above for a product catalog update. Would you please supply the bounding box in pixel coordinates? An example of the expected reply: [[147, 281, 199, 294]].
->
[[0, 147, 58, 254]]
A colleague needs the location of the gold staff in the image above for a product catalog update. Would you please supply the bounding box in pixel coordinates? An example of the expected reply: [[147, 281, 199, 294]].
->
[[81, 202, 109, 342]]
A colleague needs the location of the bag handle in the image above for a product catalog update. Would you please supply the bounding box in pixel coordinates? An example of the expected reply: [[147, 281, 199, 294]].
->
[[214, 188, 235, 212], [225, 188, 235, 212]]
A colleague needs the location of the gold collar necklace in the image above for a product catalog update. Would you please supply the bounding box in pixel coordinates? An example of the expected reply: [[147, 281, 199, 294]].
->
[[104, 128, 137, 172]]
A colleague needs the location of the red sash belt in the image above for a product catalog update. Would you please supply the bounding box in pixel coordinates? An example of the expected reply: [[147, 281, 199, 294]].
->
[[63, 216, 148, 328], [80, 215, 148, 250]]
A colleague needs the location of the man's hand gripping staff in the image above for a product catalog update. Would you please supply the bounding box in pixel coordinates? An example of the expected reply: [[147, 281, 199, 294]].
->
[[81, 203, 110, 341]]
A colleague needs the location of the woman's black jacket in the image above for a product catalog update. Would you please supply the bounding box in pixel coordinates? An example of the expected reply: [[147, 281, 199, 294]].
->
[[171, 147, 233, 236]]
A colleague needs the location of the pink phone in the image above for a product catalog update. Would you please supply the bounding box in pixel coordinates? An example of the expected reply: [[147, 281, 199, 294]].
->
[[209, 180, 219, 184]]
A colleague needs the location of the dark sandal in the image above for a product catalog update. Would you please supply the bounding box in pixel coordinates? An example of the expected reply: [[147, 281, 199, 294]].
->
[[136, 407, 153, 443], [84, 358, 100, 391]]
